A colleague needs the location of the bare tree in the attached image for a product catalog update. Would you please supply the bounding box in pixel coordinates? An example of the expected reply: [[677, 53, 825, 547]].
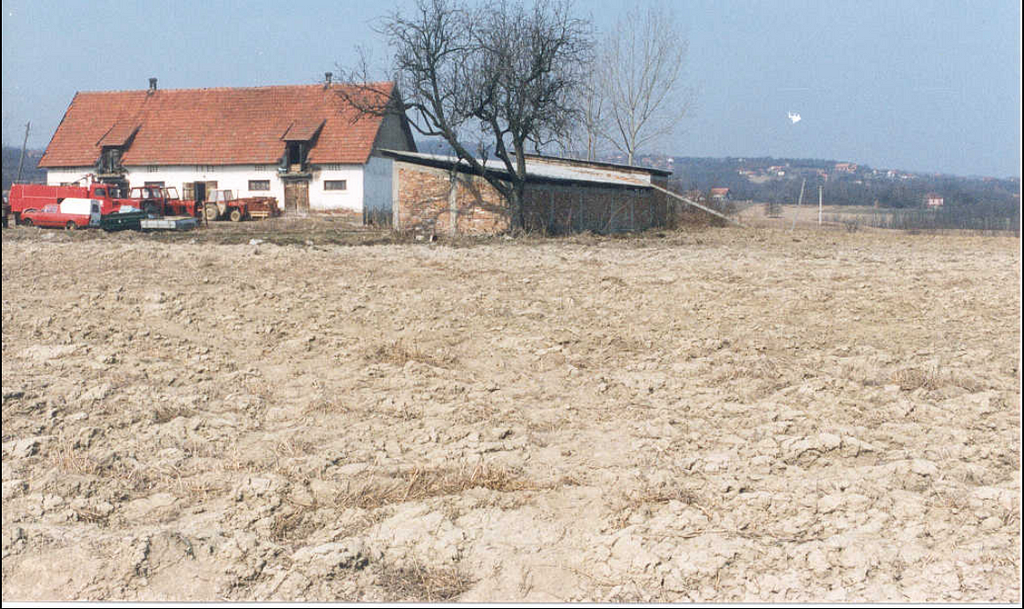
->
[[596, 4, 691, 165], [553, 75, 606, 162], [337, 0, 593, 229]]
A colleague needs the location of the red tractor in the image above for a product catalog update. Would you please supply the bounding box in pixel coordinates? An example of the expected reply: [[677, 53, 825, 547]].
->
[[127, 185, 203, 217], [203, 189, 279, 222]]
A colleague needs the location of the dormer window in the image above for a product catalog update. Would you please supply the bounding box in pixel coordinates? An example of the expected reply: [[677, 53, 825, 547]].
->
[[98, 147, 123, 174], [95, 120, 139, 175], [287, 142, 307, 167], [280, 118, 325, 174]]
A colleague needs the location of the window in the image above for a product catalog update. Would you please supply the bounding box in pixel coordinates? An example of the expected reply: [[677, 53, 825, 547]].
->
[[249, 180, 270, 191], [324, 180, 347, 191], [99, 148, 122, 173]]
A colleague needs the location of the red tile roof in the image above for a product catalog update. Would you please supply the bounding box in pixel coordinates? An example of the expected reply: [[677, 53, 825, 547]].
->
[[40, 83, 397, 168], [282, 118, 326, 142]]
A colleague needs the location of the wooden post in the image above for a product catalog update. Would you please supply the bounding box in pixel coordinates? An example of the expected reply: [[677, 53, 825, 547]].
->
[[448, 166, 459, 237], [818, 185, 823, 226], [16, 122, 30, 183], [790, 178, 806, 230]]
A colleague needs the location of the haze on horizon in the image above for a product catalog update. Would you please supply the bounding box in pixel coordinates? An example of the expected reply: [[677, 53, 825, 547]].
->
[[2, 0, 1020, 178]]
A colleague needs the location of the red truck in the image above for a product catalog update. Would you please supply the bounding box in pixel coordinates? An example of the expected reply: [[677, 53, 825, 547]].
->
[[19, 198, 102, 230], [8, 182, 127, 224], [8, 180, 203, 225]]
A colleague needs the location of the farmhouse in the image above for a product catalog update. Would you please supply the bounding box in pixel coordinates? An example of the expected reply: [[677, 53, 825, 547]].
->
[[924, 192, 944, 208], [381, 150, 672, 235], [38, 77, 674, 234], [38, 78, 415, 220]]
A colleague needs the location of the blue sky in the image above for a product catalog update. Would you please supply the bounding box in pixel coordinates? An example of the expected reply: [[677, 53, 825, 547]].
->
[[2, 0, 1020, 177]]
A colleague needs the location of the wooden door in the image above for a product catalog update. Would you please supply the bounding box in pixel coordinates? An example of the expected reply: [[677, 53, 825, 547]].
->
[[284, 180, 309, 213]]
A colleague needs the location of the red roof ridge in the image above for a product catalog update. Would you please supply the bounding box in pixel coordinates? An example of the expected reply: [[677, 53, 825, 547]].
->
[[73, 81, 395, 95]]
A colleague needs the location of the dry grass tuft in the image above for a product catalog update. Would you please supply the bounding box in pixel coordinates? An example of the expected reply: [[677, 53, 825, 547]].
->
[[608, 480, 702, 529], [376, 562, 474, 602], [151, 404, 192, 424], [336, 463, 537, 510], [365, 339, 458, 369], [890, 366, 986, 392], [891, 367, 942, 391], [72, 505, 112, 526], [270, 502, 320, 543], [49, 437, 155, 496], [48, 436, 104, 477]]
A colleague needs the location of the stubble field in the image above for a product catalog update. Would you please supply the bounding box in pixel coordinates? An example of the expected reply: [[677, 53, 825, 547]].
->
[[2, 222, 1020, 602]]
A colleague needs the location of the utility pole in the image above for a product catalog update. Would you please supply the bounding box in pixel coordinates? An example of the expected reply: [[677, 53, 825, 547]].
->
[[16, 122, 31, 183], [818, 185, 823, 226], [790, 178, 806, 230]]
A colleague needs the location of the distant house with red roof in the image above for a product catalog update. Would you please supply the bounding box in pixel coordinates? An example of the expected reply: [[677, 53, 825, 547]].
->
[[710, 187, 730, 201], [924, 192, 944, 208], [38, 77, 415, 218]]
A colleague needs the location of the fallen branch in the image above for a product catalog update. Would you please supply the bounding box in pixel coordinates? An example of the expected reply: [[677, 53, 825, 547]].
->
[[651, 184, 743, 227]]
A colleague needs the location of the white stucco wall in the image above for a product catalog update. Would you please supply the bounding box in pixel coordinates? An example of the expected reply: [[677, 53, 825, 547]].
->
[[46, 161, 396, 218], [46, 168, 95, 186], [307, 165, 365, 212], [122, 165, 285, 203], [48, 165, 283, 201]]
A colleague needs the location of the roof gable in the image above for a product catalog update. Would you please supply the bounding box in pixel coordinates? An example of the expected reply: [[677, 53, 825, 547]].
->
[[40, 83, 398, 168]]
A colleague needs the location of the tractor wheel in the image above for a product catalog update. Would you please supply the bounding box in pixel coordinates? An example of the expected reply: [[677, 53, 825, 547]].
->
[[21, 217, 33, 227], [204, 203, 220, 222], [65, 221, 78, 230], [229, 208, 243, 222]]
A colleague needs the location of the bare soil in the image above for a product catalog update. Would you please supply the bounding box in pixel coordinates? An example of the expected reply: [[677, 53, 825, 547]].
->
[[2, 221, 1020, 602]]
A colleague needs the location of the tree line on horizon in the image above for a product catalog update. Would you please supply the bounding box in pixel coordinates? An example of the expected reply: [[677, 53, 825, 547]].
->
[[663, 155, 1020, 213], [1, 145, 46, 191]]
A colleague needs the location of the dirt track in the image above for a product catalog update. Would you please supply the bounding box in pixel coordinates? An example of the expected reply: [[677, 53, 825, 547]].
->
[[2, 223, 1020, 602]]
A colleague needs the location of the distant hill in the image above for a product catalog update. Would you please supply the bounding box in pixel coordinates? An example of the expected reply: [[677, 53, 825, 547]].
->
[[627, 154, 1020, 212], [2, 146, 46, 191]]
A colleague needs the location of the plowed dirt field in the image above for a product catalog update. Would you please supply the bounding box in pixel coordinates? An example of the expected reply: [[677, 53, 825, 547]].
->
[[2, 222, 1020, 602]]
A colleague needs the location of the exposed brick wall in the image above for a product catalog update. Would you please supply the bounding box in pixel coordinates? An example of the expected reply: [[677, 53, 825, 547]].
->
[[394, 161, 667, 235], [395, 163, 507, 234], [453, 174, 509, 234], [395, 165, 452, 233]]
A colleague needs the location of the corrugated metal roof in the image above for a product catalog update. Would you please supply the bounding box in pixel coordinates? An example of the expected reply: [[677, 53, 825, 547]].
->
[[380, 150, 666, 188]]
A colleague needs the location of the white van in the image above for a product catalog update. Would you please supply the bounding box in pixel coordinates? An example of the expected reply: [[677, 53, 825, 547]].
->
[[59, 198, 102, 228]]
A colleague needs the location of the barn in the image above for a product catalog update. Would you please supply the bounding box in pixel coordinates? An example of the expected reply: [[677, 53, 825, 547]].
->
[[37, 77, 675, 234], [382, 150, 672, 235], [38, 78, 416, 221]]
